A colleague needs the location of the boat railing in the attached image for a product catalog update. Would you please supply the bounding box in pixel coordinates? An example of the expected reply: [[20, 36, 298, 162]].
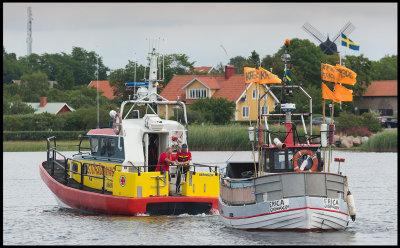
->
[[46, 136, 117, 194]]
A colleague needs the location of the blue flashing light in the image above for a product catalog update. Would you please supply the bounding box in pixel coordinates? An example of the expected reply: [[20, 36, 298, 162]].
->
[[125, 82, 149, 87]]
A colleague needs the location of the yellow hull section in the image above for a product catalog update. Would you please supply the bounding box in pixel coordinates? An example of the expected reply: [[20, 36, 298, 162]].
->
[[68, 159, 219, 198]]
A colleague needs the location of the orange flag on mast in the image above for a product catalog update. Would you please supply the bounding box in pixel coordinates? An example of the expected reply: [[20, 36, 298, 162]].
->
[[322, 82, 340, 102], [244, 67, 259, 84], [334, 83, 353, 101], [259, 67, 281, 84], [335, 64, 357, 85], [321, 63, 338, 83]]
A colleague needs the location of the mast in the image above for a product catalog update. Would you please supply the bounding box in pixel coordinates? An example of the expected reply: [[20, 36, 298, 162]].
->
[[96, 56, 99, 128], [26, 7, 33, 56]]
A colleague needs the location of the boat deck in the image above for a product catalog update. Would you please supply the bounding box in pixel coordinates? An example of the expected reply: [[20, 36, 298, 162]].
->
[[42, 160, 113, 195]]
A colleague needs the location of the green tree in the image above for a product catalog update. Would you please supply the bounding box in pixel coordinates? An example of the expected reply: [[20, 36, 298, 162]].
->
[[342, 54, 373, 99], [190, 98, 235, 124], [3, 100, 35, 115], [20, 71, 49, 101], [3, 47, 23, 83], [371, 55, 397, 80], [55, 67, 75, 90], [229, 55, 247, 74]]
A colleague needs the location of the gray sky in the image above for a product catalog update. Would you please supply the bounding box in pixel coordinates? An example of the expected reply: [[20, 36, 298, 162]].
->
[[3, 2, 398, 70]]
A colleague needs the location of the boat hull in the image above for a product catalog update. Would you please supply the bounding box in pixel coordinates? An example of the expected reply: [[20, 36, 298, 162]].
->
[[40, 162, 218, 215], [219, 196, 349, 231]]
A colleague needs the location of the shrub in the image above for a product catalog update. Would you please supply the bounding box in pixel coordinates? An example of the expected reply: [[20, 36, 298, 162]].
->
[[361, 112, 382, 133], [340, 126, 372, 137]]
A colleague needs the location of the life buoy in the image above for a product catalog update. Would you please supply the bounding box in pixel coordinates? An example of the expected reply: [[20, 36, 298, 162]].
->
[[293, 150, 318, 172], [113, 113, 122, 135]]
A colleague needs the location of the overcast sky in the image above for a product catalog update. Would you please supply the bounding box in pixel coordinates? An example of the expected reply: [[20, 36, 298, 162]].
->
[[3, 2, 398, 70]]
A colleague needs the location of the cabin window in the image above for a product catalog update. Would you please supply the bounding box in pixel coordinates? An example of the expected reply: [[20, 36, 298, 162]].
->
[[108, 138, 115, 156], [189, 88, 207, 99], [274, 151, 286, 169], [100, 138, 107, 155], [90, 137, 99, 154], [242, 106, 249, 118]]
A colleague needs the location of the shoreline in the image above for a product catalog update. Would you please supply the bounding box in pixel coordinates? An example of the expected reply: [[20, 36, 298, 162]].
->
[[3, 140, 396, 153]]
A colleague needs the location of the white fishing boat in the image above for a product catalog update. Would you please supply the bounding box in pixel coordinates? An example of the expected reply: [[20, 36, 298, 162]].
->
[[218, 39, 356, 231]]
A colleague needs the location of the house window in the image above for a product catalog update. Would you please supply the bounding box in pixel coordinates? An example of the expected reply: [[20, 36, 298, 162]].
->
[[189, 88, 207, 99], [261, 106, 269, 115], [252, 89, 259, 99], [242, 106, 249, 118]]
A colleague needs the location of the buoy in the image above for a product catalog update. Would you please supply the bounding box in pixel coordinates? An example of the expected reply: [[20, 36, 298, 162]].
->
[[347, 190, 356, 221]]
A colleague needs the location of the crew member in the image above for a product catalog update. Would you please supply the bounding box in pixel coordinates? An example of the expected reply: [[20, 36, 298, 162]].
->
[[155, 147, 175, 172], [176, 143, 192, 174], [175, 144, 192, 192]]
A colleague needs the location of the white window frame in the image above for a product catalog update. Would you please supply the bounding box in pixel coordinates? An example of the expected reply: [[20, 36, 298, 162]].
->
[[188, 88, 207, 99], [252, 89, 259, 99], [261, 105, 269, 115], [242, 106, 249, 118]]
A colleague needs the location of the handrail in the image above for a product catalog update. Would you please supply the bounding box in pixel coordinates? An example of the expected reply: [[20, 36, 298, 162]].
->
[[47, 136, 116, 194]]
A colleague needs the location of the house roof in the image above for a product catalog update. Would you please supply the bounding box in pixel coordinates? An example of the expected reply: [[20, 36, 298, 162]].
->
[[362, 80, 397, 97], [88, 80, 116, 99], [181, 77, 221, 90], [26, 102, 75, 114], [160, 74, 280, 104], [188, 66, 214, 73]]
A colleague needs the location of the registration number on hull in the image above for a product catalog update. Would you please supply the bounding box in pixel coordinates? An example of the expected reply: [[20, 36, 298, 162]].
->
[[269, 199, 289, 212], [324, 198, 340, 210]]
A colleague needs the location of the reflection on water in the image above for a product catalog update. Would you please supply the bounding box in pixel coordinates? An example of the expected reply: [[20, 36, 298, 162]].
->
[[3, 151, 397, 245]]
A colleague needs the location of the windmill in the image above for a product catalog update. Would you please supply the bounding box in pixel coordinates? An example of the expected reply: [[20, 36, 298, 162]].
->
[[302, 21, 355, 55]]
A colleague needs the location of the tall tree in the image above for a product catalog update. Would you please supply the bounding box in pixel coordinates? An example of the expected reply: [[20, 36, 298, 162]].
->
[[20, 71, 49, 101], [371, 55, 397, 80], [229, 56, 247, 74], [55, 67, 75, 90]]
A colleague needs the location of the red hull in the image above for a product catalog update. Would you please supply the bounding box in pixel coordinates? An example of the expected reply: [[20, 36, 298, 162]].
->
[[40, 163, 218, 215]]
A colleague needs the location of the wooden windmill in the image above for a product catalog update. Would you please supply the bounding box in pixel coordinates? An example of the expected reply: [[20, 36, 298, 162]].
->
[[302, 21, 355, 55]]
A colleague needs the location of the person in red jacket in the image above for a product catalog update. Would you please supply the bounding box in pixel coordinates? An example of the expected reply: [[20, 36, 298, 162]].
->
[[155, 147, 176, 172], [175, 144, 192, 193]]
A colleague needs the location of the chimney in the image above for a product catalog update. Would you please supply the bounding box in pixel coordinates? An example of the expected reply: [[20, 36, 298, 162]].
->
[[225, 65, 235, 79], [39, 97, 47, 107]]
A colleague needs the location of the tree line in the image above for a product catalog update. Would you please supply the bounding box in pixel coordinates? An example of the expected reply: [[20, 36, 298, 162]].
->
[[3, 39, 397, 130]]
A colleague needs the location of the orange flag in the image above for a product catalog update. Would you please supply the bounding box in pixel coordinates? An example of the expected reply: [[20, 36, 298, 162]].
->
[[334, 83, 353, 101], [322, 82, 340, 102], [259, 67, 281, 84], [321, 63, 338, 83], [335, 64, 357, 85], [244, 67, 259, 84]]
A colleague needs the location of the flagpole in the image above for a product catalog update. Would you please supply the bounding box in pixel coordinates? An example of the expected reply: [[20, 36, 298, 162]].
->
[[322, 98, 326, 172]]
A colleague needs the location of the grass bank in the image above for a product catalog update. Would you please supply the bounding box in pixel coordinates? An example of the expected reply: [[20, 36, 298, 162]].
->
[[3, 140, 89, 152], [361, 129, 398, 152], [3, 125, 396, 152]]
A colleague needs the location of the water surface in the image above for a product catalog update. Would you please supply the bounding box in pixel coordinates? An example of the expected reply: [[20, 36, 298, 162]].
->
[[3, 151, 397, 245]]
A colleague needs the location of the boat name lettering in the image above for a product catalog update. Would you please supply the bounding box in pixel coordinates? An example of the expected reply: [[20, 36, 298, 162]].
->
[[269, 199, 289, 212], [198, 172, 214, 177], [86, 164, 115, 177], [324, 198, 339, 210]]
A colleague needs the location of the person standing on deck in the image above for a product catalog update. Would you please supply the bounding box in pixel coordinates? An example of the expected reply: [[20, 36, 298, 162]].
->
[[155, 147, 176, 172], [176, 144, 192, 174]]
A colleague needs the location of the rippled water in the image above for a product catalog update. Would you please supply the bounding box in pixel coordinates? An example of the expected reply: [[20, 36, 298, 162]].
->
[[3, 151, 398, 245]]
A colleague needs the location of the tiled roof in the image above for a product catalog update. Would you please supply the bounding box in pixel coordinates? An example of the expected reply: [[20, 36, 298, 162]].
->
[[161, 74, 248, 102], [88, 80, 116, 99], [182, 77, 220, 90], [26, 102, 74, 114], [362, 80, 397, 96]]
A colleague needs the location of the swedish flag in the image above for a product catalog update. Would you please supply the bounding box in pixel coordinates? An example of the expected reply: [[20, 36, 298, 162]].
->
[[284, 67, 292, 83], [341, 33, 359, 51]]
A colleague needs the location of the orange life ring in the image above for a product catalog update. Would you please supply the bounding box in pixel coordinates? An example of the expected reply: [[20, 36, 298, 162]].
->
[[113, 113, 122, 135], [293, 150, 318, 172]]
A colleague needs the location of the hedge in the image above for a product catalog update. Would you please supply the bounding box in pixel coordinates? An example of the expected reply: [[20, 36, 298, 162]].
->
[[3, 131, 88, 141]]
